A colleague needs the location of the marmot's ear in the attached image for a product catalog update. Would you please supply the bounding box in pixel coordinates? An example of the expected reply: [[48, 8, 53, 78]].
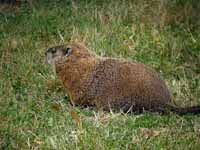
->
[[63, 47, 72, 56]]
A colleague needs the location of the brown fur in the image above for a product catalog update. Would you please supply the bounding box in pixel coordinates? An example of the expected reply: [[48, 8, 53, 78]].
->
[[45, 43, 200, 114]]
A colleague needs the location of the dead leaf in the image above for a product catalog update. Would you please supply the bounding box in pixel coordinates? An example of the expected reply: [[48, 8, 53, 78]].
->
[[33, 138, 43, 145], [139, 128, 160, 139], [70, 111, 80, 125], [49, 102, 62, 110], [46, 79, 54, 90], [196, 128, 200, 137], [0, 137, 4, 146]]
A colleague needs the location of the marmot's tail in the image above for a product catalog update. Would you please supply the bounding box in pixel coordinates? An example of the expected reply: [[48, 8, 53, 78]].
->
[[169, 105, 200, 115]]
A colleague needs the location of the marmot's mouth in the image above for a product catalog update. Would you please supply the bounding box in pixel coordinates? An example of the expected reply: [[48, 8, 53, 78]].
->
[[45, 51, 53, 65], [45, 56, 51, 65]]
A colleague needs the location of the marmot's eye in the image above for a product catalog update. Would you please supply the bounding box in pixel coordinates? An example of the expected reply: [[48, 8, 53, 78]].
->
[[64, 47, 72, 56]]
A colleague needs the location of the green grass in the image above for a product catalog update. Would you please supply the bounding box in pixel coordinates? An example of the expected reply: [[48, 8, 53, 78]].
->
[[0, 0, 200, 149]]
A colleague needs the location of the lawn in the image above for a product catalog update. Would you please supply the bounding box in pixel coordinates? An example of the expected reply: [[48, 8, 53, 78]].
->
[[0, 0, 200, 149]]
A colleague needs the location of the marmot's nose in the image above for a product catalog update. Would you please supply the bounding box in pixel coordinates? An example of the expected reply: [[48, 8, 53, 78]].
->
[[46, 48, 56, 55]]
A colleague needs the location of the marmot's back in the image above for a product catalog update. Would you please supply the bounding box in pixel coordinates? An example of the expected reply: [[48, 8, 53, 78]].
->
[[86, 58, 171, 112]]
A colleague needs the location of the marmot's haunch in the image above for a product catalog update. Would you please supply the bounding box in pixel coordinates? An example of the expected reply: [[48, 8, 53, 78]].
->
[[45, 43, 200, 114]]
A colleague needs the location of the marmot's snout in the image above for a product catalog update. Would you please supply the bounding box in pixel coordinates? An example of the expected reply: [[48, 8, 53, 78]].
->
[[45, 46, 72, 65], [46, 47, 57, 57], [45, 47, 56, 64]]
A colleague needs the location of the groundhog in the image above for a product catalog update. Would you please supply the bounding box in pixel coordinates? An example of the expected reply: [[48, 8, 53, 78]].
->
[[45, 42, 200, 114]]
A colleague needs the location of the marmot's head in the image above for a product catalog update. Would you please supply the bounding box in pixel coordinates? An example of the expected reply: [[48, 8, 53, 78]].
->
[[45, 42, 96, 74], [46, 42, 95, 64]]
